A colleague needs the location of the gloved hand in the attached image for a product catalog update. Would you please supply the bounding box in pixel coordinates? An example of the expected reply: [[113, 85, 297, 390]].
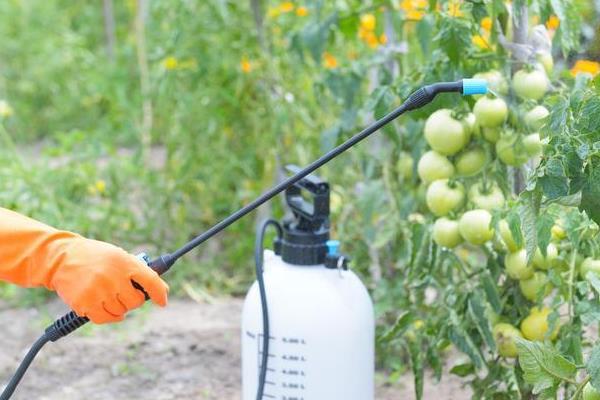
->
[[0, 208, 169, 324]]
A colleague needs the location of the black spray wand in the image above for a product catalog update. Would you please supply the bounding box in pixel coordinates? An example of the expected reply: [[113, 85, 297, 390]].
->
[[0, 78, 487, 400]]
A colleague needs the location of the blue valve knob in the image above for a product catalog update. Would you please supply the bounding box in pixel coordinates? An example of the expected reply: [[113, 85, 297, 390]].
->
[[326, 240, 340, 256], [462, 78, 488, 96]]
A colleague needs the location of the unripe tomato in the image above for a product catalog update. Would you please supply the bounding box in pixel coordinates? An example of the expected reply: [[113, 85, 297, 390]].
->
[[493, 323, 523, 358], [473, 96, 508, 128], [496, 133, 529, 167], [551, 224, 566, 241], [458, 209, 494, 245], [396, 151, 414, 180], [464, 112, 479, 137], [520, 307, 559, 341], [482, 127, 500, 143], [519, 271, 551, 301], [513, 69, 549, 101], [424, 109, 469, 155], [417, 151, 455, 183], [524, 105, 549, 131], [523, 133, 543, 157], [533, 243, 558, 270], [583, 382, 600, 400], [505, 249, 534, 280], [499, 220, 521, 252], [537, 52, 554, 75], [468, 183, 505, 211], [580, 258, 600, 279], [473, 70, 509, 95], [433, 217, 463, 248], [426, 179, 465, 216], [455, 148, 487, 176]]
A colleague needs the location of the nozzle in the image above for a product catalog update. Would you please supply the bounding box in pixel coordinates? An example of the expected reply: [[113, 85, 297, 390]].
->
[[462, 78, 488, 96]]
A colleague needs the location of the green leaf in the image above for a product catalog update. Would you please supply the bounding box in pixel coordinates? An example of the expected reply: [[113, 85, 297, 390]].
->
[[516, 338, 577, 395], [586, 344, 600, 392], [450, 362, 475, 377], [378, 311, 415, 343], [481, 271, 502, 313], [519, 190, 541, 264], [448, 311, 485, 368], [536, 214, 554, 257], [580, 164, 600, 225], [468, 294, 496, 352]]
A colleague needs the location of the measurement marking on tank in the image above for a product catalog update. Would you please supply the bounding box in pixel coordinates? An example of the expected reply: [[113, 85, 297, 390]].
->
[[282, 382, 305, 389], [281, 369, 304, 376], [281, 355, 306, 362], [282, 397, 304, 400]]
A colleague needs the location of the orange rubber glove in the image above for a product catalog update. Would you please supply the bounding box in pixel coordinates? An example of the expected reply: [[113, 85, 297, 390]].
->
[[0, 208, 169, 324]]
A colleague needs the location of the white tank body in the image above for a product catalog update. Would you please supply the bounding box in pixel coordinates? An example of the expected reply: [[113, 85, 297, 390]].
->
[[242, 250, 374, 400]]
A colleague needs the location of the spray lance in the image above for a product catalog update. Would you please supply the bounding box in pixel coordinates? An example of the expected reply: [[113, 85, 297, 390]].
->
[[0, 79, 487, 400]]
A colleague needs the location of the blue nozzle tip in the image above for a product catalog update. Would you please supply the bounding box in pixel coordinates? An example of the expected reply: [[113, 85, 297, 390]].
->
[[326, 240, 340, 256], [462, 78, 488, 96]]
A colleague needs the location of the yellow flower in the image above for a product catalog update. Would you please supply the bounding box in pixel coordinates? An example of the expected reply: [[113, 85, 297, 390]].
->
[[379, 33, 388, 45], [448, 0, 463, 17], [95, 180, 106, 194], [267, 6, 281, 18], [400, 0, 427, 21], [296, 6, 308, 17], [546, 15, 560, 30], [360, 13, 376, 31], [481, 17, 492, 32], [571, 60, 600, 77], [279, 2, 295, 13], [162, 56, 179, 70], [240, 57, 253, 73], [472, 34, 492, 50], [364, 31, 380, 49], [323, 52, 338, 69], [0, 100, 14, 118]]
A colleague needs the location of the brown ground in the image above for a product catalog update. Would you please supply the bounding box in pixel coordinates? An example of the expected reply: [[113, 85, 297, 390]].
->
[[0, 298, 470, 400]]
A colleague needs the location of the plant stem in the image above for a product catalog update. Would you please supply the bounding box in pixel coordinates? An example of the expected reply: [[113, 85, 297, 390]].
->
[[569, 375, 591, 400], [568, 247, 579, 318]]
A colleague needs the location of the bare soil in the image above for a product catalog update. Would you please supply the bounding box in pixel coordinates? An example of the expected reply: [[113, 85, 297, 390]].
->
[[0, 298, 470, 400]]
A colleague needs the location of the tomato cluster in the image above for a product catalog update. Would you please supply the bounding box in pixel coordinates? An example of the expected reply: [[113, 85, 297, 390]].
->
[[417, 64, 562, 358]]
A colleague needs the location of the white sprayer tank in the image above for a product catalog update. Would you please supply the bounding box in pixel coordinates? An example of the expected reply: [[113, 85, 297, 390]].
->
[[242, 249, 374, 399]]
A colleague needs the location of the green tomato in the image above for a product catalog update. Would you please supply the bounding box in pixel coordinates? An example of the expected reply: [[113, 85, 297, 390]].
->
[[532, 243, 558, 270], [524, 105, 549, 131], [583, 383, 600, 400], [473, 96, 508, 128], [455, 148, 486, 177], [505, 249, 534, 280], [396, 151, 414, 180], [417, 151, 455, 183], [520, 307, 559, 341], [464, 112, 479, 137], [493, 323, 523, 358], [468, 183, 505, 211], [580, 257, 600, 279], [513, 68, 549, 101], [523, 133, 543, 157], [519, 271, 551, 301], [496, 133, 529, 166], [432, 217, 463, 248], [499, 220, 521, 253], [424, 109, 469, 156], [537, 52, 554, 75], [474, 70, 509, 95], [458, 209, 494, 245], [482, 127, 500, 143], [426, 179, 465, 216]]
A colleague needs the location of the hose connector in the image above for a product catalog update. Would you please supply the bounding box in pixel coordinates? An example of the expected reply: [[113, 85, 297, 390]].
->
[[462, 78, 488, 96]]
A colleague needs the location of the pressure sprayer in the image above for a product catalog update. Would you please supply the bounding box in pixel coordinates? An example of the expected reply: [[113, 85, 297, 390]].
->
[[0, 78, 487, 400]]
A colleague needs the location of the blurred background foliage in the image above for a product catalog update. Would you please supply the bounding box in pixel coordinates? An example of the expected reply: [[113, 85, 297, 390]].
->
[[1, 0, 600, 385]]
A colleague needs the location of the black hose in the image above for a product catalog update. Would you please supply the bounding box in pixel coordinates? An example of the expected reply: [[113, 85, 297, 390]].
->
[[254, 219, 282, 400], [0, 333, 50, 400]]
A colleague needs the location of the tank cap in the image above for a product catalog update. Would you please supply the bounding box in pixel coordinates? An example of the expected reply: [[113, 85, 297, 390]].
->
[[326, 240, 340, 256], [462, 78, 488, 96]]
